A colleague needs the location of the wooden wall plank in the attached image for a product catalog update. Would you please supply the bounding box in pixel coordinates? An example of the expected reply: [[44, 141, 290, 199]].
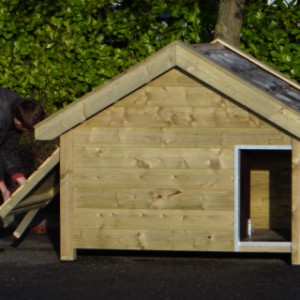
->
[[73, 229, 234, 251], [72, 147, 234, 170], [72, 168, 234, 189], [80, 106, 273, 128], [73, 127, 291, 148], [73, 208, 234, 232], [73, 188, 234, 211], [115, 86, 228, 108]]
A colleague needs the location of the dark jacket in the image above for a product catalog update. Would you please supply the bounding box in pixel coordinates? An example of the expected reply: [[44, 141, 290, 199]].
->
[[0, 87, 23, 180]]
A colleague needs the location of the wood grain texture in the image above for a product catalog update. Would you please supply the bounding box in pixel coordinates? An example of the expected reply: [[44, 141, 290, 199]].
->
[[72, 147, 234, 170], [115, 86, 228, 108], [80, 106, 271, 128], [292, 139, 300, 264], [147, 68, 200, 87], [73, 127, 291, 148], [73, 229, 234, 251], [0, 148, 59, 218], [74, 208, 234, 232], [60, 132, 76, 260], [73, 188, 234, 211], [72, 168, 235, 190], [35, 43, 177, 140], [59, 63, 295, 257], [176, 43, 300, 139], [250, 170, 270, 229]]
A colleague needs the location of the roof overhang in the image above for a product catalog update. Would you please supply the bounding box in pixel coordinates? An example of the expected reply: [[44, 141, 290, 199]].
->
[[35, 40, 300, 140]]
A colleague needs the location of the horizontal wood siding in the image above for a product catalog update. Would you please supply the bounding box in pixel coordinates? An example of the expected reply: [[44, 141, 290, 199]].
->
[[74, 127, 290, 148], [73, 209, 234, 251], [73, 188, 233, 210], [72, 169, 234, 189], [80, 107, 275, 128], [114, 86, 229, 108], [74, 209, 234, 231], [72, 147, 234, 169], [70, 68, 291, 252], [73, 229, 234, 251]]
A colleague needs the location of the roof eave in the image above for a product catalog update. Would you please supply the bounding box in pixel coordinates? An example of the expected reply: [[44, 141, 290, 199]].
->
[[35, 40, 300, 140], [212, 38, 300, 90], [35, 41, 179, 140], [176, 42, 300, 139]]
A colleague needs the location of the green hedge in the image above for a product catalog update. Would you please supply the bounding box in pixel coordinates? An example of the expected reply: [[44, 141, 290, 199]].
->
[[241, 0, 300, 82], [0, 0, 298, 114], [0, 0, 218, 113]]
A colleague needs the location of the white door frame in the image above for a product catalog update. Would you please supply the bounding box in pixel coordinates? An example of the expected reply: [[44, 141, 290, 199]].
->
[[234, 145, 292, 251]]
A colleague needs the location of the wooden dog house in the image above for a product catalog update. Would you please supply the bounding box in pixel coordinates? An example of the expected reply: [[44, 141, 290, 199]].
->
[[35, 40, 300, 264]]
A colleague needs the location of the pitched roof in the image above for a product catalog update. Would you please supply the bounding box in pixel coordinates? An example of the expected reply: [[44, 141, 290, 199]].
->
[[35, 39, 300, 140], [192, 41, 300, 110]]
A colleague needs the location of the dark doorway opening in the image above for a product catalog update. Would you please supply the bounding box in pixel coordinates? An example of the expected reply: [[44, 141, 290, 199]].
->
[[239, 149, 291, 242]]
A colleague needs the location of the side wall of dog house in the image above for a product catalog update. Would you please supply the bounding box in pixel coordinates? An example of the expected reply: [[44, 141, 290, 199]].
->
[[60, 68, 292, 260]]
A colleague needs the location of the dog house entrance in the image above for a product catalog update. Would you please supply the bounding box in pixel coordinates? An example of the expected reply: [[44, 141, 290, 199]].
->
[[236, 146, 291, 246]]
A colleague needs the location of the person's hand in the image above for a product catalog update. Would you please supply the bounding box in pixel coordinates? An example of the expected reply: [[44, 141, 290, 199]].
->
[[16, 176, 26, 186], [0, 180, 11, 202], [2, 188, 11, 201]]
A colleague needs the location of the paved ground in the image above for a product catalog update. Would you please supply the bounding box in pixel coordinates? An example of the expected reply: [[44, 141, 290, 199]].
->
[[1, 229, 300, 300]]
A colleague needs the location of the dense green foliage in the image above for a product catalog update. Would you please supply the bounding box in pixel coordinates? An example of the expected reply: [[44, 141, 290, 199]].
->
[[0, 0, 299, 113], [241, 0, 300, 82], [0, 0, 218, 112]]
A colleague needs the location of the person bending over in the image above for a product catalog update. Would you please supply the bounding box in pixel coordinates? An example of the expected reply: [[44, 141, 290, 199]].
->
[[0, 87, 46, 202]]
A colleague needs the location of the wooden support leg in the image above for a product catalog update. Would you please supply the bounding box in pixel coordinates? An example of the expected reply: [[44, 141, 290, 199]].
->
[[292, 139, 300, 265], [13, 209, 39, 239], [60, 240, 77, 261], [60, 132, 77, 261]]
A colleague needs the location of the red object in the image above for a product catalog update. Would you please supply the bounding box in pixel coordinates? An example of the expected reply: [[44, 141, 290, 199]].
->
[[11, 173, 25, 181]]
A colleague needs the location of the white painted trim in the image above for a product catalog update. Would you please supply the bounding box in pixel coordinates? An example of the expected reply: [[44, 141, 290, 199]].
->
[[239, 241, 291, 247], [234, 146, 240, 252], [235, 145, 292, 151], [234, 145, 292, 252]]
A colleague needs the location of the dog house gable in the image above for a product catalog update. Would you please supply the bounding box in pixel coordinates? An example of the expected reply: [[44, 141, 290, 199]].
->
[[35, 40, 300, 264], [35, 40, 300, 140]]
